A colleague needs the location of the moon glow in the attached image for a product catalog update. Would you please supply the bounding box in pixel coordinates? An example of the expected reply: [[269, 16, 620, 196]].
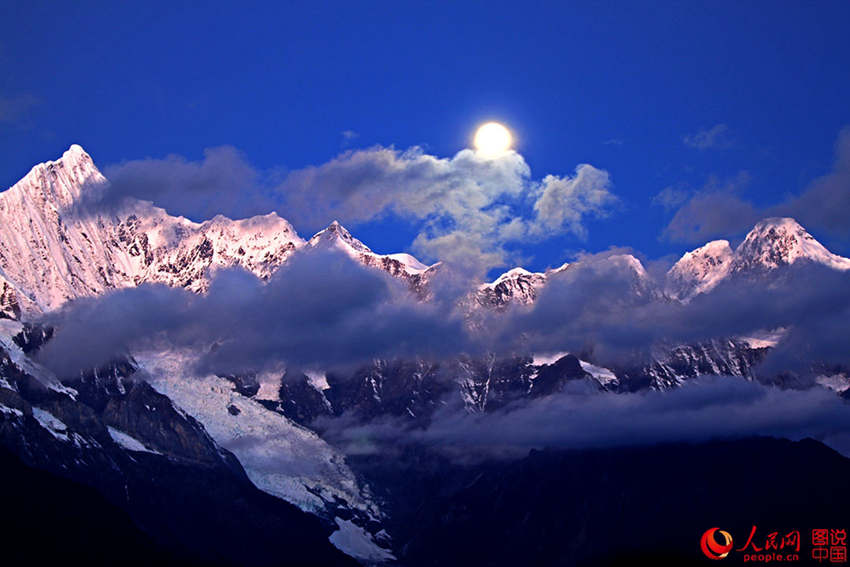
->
[[474, 122, 513, 156]]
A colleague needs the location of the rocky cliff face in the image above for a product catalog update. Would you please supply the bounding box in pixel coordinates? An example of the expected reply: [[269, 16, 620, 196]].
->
[[0, 272, 26, 319], [231, 341, 769, 430]]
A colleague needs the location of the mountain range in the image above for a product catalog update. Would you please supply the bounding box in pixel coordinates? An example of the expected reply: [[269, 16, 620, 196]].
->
[[1, 145, 849, 565]]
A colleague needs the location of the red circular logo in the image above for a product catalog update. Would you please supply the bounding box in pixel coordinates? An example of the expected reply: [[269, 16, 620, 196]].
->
[[701, 527, 734, 560]]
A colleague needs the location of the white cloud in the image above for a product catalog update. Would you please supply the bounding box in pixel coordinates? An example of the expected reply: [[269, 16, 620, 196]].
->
[[280, 147, 617, 274], [531, 165, 616, 239]]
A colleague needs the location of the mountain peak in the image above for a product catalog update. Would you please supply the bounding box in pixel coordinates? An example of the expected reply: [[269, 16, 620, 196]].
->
[[732, 217, 850, 273], [307, 220, 373, 255], [478, 266, 547, 308], [497, 267, 534, 280], [667, 218, 850, 301], [482, 266, 545, 289], [666, 239, 733, 300], [48, 143, 97, 178], [317, 220, 348, 237], [751, 216, 805, 232], [63, 143, 91, 163], [6, 144, 104, 207]]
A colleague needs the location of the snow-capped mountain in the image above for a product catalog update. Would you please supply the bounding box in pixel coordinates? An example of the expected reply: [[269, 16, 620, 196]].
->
[[306, 220, 435, 296], [3, 145, 850, 565], [590, 253, 658, 298], [128, 211, 303, 292], [732, 216, 850, 272], [0, 146, 305, 313], [0, 147, 396, 561], [667, 217, 850, 301], [665, 240, 733, 300], [6, 146, 845, 424], [476, 267, 550, 309], [0, 145, 121, 311], [0, 144, 442, 319], [475, 252, 656, 312]]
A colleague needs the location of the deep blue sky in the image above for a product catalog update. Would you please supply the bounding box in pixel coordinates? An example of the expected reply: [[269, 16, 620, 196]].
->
[[2, 1, 849, 272]]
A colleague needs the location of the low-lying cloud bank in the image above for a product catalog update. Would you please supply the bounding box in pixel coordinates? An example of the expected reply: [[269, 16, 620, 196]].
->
[[37, 248, 476, 377], [318, 377, 850, 459], [32, 241, 850, 463], [35, 243, 850, 380], [488, 256, 850, 374]]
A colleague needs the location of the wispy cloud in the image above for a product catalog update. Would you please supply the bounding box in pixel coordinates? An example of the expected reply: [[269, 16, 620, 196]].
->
[[0, 93, 39, 125], [340, 129, 359, 148], [664, 127, 850, 242], [322, 377, 850, 458], [661, 171, 755, 243], [651, 185, 690, 211], [683, 123, 733, 150], [772, 126, 850, 237]]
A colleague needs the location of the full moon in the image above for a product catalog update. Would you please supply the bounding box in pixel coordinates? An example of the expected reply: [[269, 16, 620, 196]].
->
[[474, 122, 512, 156]]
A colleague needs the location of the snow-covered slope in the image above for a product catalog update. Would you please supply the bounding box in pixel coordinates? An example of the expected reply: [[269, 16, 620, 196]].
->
[[665, 240, 733, 300], [0, 320, 355, 566], [137, 348, 393, 561], [139, 349, 374, 514]]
